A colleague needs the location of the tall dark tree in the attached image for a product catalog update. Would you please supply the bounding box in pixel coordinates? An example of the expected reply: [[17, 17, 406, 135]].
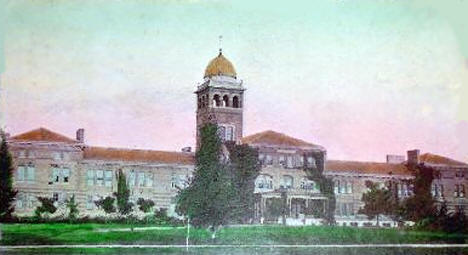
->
[[176, 123, 236, 239], [401, 163, 437, 222], [114, 169, 133, 216], [359, 181, 398, 226], [0, 130, 17, 221], [225, 142, 261, 223]]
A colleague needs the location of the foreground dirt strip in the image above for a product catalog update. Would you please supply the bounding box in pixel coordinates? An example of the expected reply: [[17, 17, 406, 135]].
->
[[1, 244, 468, 249]]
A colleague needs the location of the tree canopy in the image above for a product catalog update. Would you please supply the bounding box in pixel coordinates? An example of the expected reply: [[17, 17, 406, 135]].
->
[[359, 181, 398, 226], [0, 130, 17, 221], [176, 123, 238, 235]]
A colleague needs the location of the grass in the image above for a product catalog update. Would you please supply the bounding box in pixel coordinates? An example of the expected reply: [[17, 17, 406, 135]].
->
[[0, 223, 466, 246], [2, 247, 468, 255]]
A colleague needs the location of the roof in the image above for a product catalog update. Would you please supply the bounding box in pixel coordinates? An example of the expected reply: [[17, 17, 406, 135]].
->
[[83, 146, 195, 165], [325, 160, 411, 176], [10, 127, 77, 143], [204, 51, 237, 78], [242, 130, 324, 150], [419, 153, 468, 167]]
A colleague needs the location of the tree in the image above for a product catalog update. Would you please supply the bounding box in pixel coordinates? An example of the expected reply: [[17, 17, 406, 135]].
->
[[401, 163, 437, 222], [359, 181, 397, 226], [65, 195, 79, 222], [303, 154, 336, 225], [95, 196, 116, 214], [34, 197, 57, 219], [224, 142, 261, 223], [114, 169, 133, 216], [176, 123, 236, 239], [137, 198, 155, 213], [0, 130, 17, 222]]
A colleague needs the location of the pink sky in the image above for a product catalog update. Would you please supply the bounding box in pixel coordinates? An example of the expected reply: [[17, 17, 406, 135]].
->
[[1, 1, 467, 163]]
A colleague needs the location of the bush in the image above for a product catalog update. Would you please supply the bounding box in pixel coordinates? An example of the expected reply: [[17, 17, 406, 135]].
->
[[95, 196, 116, 214], [34, 197, 57, 219], [137, 198, 155, 213]]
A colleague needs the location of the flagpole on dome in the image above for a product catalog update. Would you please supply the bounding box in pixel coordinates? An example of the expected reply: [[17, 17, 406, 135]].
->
[[218, 35, 223, 55]]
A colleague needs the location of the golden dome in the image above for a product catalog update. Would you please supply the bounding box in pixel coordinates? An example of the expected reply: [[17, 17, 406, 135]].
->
[[204, 50, 237, 78]]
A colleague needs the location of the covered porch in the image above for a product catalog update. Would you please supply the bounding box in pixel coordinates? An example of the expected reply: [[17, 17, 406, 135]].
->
[[254, 189, 329, 225]]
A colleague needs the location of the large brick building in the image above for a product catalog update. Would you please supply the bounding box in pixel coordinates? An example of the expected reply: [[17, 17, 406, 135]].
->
[[6, 50, 468, 225]]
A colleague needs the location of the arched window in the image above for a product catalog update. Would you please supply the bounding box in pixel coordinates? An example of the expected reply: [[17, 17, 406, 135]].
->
[[233, 96, 240, 108], [198, 97, 202, 109], [213, 94, 221, 107], [222, 95, 229, 107]]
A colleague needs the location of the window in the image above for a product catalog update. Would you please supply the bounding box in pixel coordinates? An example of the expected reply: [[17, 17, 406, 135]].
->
[[226, 126, 234, 141], [86, 195, 94, 210], [52, 168, 60, 183], [105, 170, 113, 187], [96, 170, 104, 186], [128, 171, 136, 187], [26, 166, 35, 182], [346, 181, 353, 194], [266, 155, 273, 165], [301, 179, 317, 191], [217, 126, 226, 141], [286, 156, 293, 168], [53, 192, 59, 202], [27, 195, 35, 208], [233, 96, 239, 108], [62, 168, 70, 183], [137, 172, 145, 186], [218, 125, 235, 141], [279, 155, 286, 167], [87, 170, 94, 186], [145, 173, 153, 187], [17, 193, 24, 209], [340, 181, 346, 194], [334, 180, 340, 194], [281, 175, 293, 189], [171, 175, 177, 188], [256, 175, 273, 189], [258, 154, 265, 165], [53, 152, 61, 161], [295, 156, 304, 167], [307, 157, 316, 167], [222, 95, 229, 107], [213, 94, 221, 107], [17, 166, 26, 181]]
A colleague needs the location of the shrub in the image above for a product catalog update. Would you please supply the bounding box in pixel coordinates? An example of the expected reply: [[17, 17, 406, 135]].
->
[[95, 196, 116, 214], [65, 195, 79, 222], [34, 197, 57, 219], [137, 198, 155, 213]]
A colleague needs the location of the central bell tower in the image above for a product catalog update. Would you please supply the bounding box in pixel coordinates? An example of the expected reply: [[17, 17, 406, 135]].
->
[[195, 49, 245, 150]]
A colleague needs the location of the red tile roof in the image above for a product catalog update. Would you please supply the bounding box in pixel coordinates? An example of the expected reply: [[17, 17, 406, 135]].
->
[[83, 146, 195, 165], [10, 127, 77, 143], [419, 153, 467, 167], [242, 130, 323, 149], [325, 160, 411, 176]]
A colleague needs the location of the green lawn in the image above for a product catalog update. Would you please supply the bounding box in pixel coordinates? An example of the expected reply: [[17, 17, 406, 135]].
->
[[0, 223, 466, 246]]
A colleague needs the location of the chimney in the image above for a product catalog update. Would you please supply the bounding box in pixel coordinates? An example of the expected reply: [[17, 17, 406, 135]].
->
[[181, 147, 192, 153], [407, 149, 420, 165], [76, 128, 85, 143]]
